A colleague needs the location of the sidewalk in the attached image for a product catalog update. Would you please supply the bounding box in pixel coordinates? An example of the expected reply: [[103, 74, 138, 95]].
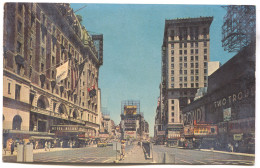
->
[[2, 145, 97, 157], [119, 144, 152, 163], [171, 146, 255, 157]]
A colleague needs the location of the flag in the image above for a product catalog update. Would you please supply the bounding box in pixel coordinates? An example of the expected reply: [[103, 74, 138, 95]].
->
[[56, 61, 69, 84]]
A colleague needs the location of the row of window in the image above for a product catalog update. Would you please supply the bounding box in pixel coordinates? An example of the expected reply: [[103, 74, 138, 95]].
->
[[170, 83, 207, 88], [171, 55, 208, 63], [171, 48, 207, 56], [171, 68, 208, 75], [171, 75, 207, 82]]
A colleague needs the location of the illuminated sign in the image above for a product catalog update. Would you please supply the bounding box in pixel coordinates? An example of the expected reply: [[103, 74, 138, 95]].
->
[[124, 105, 137, 115]]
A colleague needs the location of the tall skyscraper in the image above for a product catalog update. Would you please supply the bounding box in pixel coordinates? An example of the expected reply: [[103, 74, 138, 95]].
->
[[161, 17, 213, 145]]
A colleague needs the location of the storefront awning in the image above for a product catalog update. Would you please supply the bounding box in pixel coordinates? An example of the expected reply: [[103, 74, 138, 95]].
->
[[30, 136, 54, 140]]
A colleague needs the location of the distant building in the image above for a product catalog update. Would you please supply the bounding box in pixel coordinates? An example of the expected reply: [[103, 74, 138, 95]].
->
[[208, 61, 220, 76]]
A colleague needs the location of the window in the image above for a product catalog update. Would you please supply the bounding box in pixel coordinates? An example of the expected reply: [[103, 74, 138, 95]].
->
[[195, 63, 199, 68], [184, 63, 187, 68], [171, 64, 174, 69], [179, 50, 182, 55], [204, 41, 207, 47], [171, 77, 174, 81], [179, 63, 182, 68], [179, 57, 182, 62], [204, 62, 207, 67], [171, 83, 174, 88], [179, 43, 182, 48], [52, 56, 55, 65], [171, 70, 174, 75], [171, 119, 174, 123], [196, 83, 199, 87], [184, 77, 187, 82], [204, 49, 207, 54], [171, 50, 174, 55], [179, 70, 183, 74], [184, 56, 187, 62], [195, 56, 199, 61], [204, 76, 207, 81], [12, 115, 22, 130], [171, 100, 174, 104], [191, 49, 194, 54], [191, 76, 194, 81], [171, 112, 175, 116], [195, 69, 199, 74], [195, 49, 199, 54], [41, 63, 44, 72], [204, 55, 207, 61], [191, 42, 194, 48], [184, 70, 187, 75], [184, 43, 187, 48], [204, 69, 208, 74], [204, 83, 207, 87], [8, 83, 11, 94], [196, 76, 199, 81], [171, 57, 174, 62], [171, 106, 174, 110], [184, 50, 187, 55], [195, 42, 198, 47], [184, 83, 187, 87], [52, 70, 55, 78], [191, 70, 194, 74], [41, 47, 45, 57], [191, 83, 194, 88], [179, 77, 183, 81], [171, 44, 174, 49], [82, 92, 84, 96], [191, 56, 194, 61], [17, 41, 22, 53], [191, 63, 194, 68], [179, 84, 183, 88], [15, 84, 21, 100], [17, 20, 22, 33]]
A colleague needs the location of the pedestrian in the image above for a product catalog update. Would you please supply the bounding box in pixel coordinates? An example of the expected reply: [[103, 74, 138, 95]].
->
[[120, 140, 126, 160], [235, 142, 239, 152], [45, 141, 48, 151], [11, 141, 14, 155], [48, 141, 51, 151]]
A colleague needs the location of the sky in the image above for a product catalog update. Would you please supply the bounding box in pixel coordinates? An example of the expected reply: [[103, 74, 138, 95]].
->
[[70, 4, 235, 136]]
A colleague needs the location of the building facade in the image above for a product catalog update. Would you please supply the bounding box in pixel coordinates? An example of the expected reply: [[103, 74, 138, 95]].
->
[[182, 43, 255, 152], [161, 17, 213, 145], [3, 3, 103, 149]]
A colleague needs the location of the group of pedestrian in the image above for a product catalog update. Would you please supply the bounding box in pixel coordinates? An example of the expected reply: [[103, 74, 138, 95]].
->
[[44, 141, 51, 151]]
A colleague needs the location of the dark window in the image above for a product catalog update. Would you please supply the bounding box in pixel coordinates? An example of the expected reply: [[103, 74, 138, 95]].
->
[[191, 49, 194, 54], [195, 49, 199, 54], [171, 57, 174, 62], [191, 42, 194, 48], [195, 69, 199, 74], [15, 84, 21, 100], [184, 83, 187, 87], [52, 56, 55, 65], [204, 49, 207, 54], [171, 106, 174, 110], [171, 119, 174, 123], [195, 42, 198, 47], [41, 47, 45, 57], [191, 70, 194, 74], [191, 63, 194, 68], [179, 50, 182, 55], [196, 83, 199, 87], [184, 43, 187, 48], [204, 41, 207, 47], [172, 100, 174, 104], [179, 43, 182, 48], [41, 63, 44, 72], [204, 62, 207, 67], [191, 56, 194, 61], [12, 115, 22, 130], [171, 77, 174, 81], [204, 55, 207, 61], [204, 69, 207, 74], [52, 70, 55, 78], [184, 77, 187, 82], [8, 83, 11, 94], [171, 50, 174, 55], [191, 83, 194, 87], [195, 56, 199, 61], [195, 63, 199, 68], [196, 76, 199, 81], [17, 21, 22, 33], [184, 50, 187, 55], [17, 41, 22, 53], [179, 57, 182, 62], [179, 77, 183, 81], [171, 112, 174, 117], [171, 70, 174, 75], [191, 76, 194, 81], [184, 70, 187, 74], [171, 44, 174, 49], [179, 70, 182, 74]]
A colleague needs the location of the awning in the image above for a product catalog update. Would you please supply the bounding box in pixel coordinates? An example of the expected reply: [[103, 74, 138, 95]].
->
[[30, 136, 54, 140], [78, 138, 90, 141]]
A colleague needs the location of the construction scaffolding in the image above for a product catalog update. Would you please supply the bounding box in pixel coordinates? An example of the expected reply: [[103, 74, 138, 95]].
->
[[222, 5, 256, 53], [121, 100, 140, 115]]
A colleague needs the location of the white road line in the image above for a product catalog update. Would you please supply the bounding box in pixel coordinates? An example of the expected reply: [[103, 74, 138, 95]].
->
[[195, 160, 206, 164], [86, 158, 98, 162], [179, 159, 192, 164], [102, 158, 112, 163]]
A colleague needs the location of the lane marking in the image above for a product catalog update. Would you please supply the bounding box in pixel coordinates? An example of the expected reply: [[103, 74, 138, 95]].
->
[[195, 160, 206, 164], [179, 159, 192, 164]]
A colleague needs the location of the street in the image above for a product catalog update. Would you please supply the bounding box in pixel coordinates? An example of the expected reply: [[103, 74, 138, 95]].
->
[[152, 145, 255, 165], [3, 145, 134, 164]]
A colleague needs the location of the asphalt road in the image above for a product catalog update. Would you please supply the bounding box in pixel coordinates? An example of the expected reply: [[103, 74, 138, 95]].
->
[[3, 144, 134, 164], [152, 145, 255, 165]]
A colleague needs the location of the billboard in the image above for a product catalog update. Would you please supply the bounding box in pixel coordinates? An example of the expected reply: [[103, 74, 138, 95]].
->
[[124, 105, 137, 115]]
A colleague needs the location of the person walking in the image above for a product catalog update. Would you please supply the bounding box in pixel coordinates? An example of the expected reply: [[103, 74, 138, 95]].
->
[[120, 140, 126, 160], [45, 141, 48, 151], [11, 141, 15, 155], [48, 141, 51, 151]]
